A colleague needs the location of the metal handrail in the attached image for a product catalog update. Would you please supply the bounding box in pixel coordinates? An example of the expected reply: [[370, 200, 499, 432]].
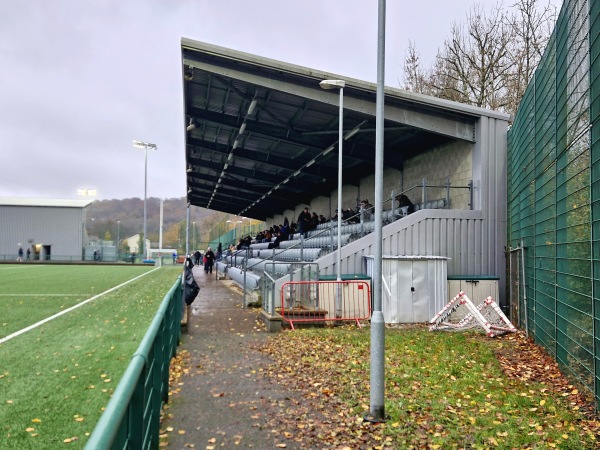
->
[[83, 275, 182, 450]]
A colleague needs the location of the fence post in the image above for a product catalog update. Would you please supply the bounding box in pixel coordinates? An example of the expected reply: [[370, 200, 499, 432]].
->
[[360, 206, 365, 236], [422, 177, 427, 204], [329, 220, 334, 252], [242, 248, 248, 307], [445, 177, 451, 208], [468, 179, 473, 210]]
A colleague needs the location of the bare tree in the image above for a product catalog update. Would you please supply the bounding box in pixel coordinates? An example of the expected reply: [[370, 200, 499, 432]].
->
[[503, 0, 557, 115], [401, 40, 431, 94], [402, 0, 558, 118], [434, 4, 513, 109]]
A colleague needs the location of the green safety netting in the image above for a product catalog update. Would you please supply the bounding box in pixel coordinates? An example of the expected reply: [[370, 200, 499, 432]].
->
[[508, 0, 600, 409]]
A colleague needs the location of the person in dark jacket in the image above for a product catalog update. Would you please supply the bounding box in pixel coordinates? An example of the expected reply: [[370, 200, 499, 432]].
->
[[297, 207, 310, 237], [396, 194, 415, 215], [309, 212, 319, 231], [204, 247, 215, 274]]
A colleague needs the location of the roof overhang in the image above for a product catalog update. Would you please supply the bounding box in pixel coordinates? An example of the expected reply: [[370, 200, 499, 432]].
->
[[0, 197, 94, 208], [181, 38, 508, 221]]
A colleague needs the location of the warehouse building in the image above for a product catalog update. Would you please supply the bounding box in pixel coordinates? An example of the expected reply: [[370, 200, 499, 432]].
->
[[0, 198, 93, 262]]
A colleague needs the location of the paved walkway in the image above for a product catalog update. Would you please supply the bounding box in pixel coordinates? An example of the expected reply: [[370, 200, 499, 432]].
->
[[161, 265, 303, 449]]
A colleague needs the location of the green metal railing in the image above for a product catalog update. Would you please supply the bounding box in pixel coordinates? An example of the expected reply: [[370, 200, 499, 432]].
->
[[84, 275, 182, 449], [508, 0, 599, 409]]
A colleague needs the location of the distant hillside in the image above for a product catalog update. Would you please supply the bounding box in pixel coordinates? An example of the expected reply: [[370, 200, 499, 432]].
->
[[85, 196, 213, 242]]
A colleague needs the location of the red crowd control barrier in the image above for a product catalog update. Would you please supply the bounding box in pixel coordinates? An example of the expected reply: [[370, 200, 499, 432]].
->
[[279, 280, 371, 330]]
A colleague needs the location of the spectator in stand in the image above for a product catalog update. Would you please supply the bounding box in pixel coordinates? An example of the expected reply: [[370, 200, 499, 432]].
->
[[396, 194, 415, 215], [309, 212, 319, 232], [280, 222, 290, 240], [297, 207, 310, 237], [360, 199, 374, 221], [268, 224, 290, 249], [319, 214, 327, 224], [342, 208, 353, 222], [263, 228, 273, 243]]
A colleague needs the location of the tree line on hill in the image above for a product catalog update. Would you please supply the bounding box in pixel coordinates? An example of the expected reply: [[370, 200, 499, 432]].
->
[[85, 196, 217, 252]]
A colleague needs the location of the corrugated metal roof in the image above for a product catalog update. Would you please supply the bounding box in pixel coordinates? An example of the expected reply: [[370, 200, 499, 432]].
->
[[0, 197, 93, 208]]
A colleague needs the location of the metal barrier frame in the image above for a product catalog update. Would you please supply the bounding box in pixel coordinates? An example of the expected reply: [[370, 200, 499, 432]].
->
[[279, 280, 371, 330], [84, 275, 183, 450]]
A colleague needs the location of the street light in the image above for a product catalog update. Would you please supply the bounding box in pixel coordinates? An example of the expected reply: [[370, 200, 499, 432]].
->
[[117, 220, 120, 261], [132, 140, 157, 259], [193, 221, 196, 250], [368, 0, 386, 423], [320, 79, 345, 317]]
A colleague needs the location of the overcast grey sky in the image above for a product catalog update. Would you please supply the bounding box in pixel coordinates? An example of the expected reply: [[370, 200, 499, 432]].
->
[[0, 0, 559, 201]]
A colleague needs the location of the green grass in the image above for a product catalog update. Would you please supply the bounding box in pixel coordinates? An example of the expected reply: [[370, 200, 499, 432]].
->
[[0, 265, 182, 449], [0, 265, 156, 338], [266, 328, 598, 449]]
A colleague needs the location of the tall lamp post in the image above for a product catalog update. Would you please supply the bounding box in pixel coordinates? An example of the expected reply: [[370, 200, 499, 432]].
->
[[320, 79, 345, 317], [193, 221, 196, 250], [132, 140, 157, 259], [368, 0, 386, 423], [117, 220, 120, 261]]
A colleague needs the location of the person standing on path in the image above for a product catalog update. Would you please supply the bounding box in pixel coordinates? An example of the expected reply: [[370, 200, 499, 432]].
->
[[203, 247, 215, 274], [17, 246, 23, 262]]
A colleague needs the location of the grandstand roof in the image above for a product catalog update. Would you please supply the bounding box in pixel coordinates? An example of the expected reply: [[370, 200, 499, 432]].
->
[[181, 38, 509, 221]]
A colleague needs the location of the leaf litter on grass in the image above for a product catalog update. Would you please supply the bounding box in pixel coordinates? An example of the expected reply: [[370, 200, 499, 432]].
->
[[163, 320, 599, 449]]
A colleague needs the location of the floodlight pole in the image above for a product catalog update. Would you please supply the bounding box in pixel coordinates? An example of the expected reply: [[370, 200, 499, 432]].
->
[[117, 221, 120, 261], [319, 78, 345, 318], [132, 140, 157, 259], [368, 0, 386, 423]]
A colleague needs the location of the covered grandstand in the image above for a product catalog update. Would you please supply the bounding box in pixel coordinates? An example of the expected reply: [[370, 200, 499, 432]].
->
[[181, 38, 510, 313]]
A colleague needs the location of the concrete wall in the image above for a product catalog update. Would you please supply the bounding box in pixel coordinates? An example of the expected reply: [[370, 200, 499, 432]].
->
[[269, 141, 472, 226], [403, 141, 472, 209]]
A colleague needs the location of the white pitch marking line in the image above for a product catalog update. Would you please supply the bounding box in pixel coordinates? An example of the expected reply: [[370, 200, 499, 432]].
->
[[0, 265, 48, 270], [0, 267, 161, 345], [0, 294, 86, 297]]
